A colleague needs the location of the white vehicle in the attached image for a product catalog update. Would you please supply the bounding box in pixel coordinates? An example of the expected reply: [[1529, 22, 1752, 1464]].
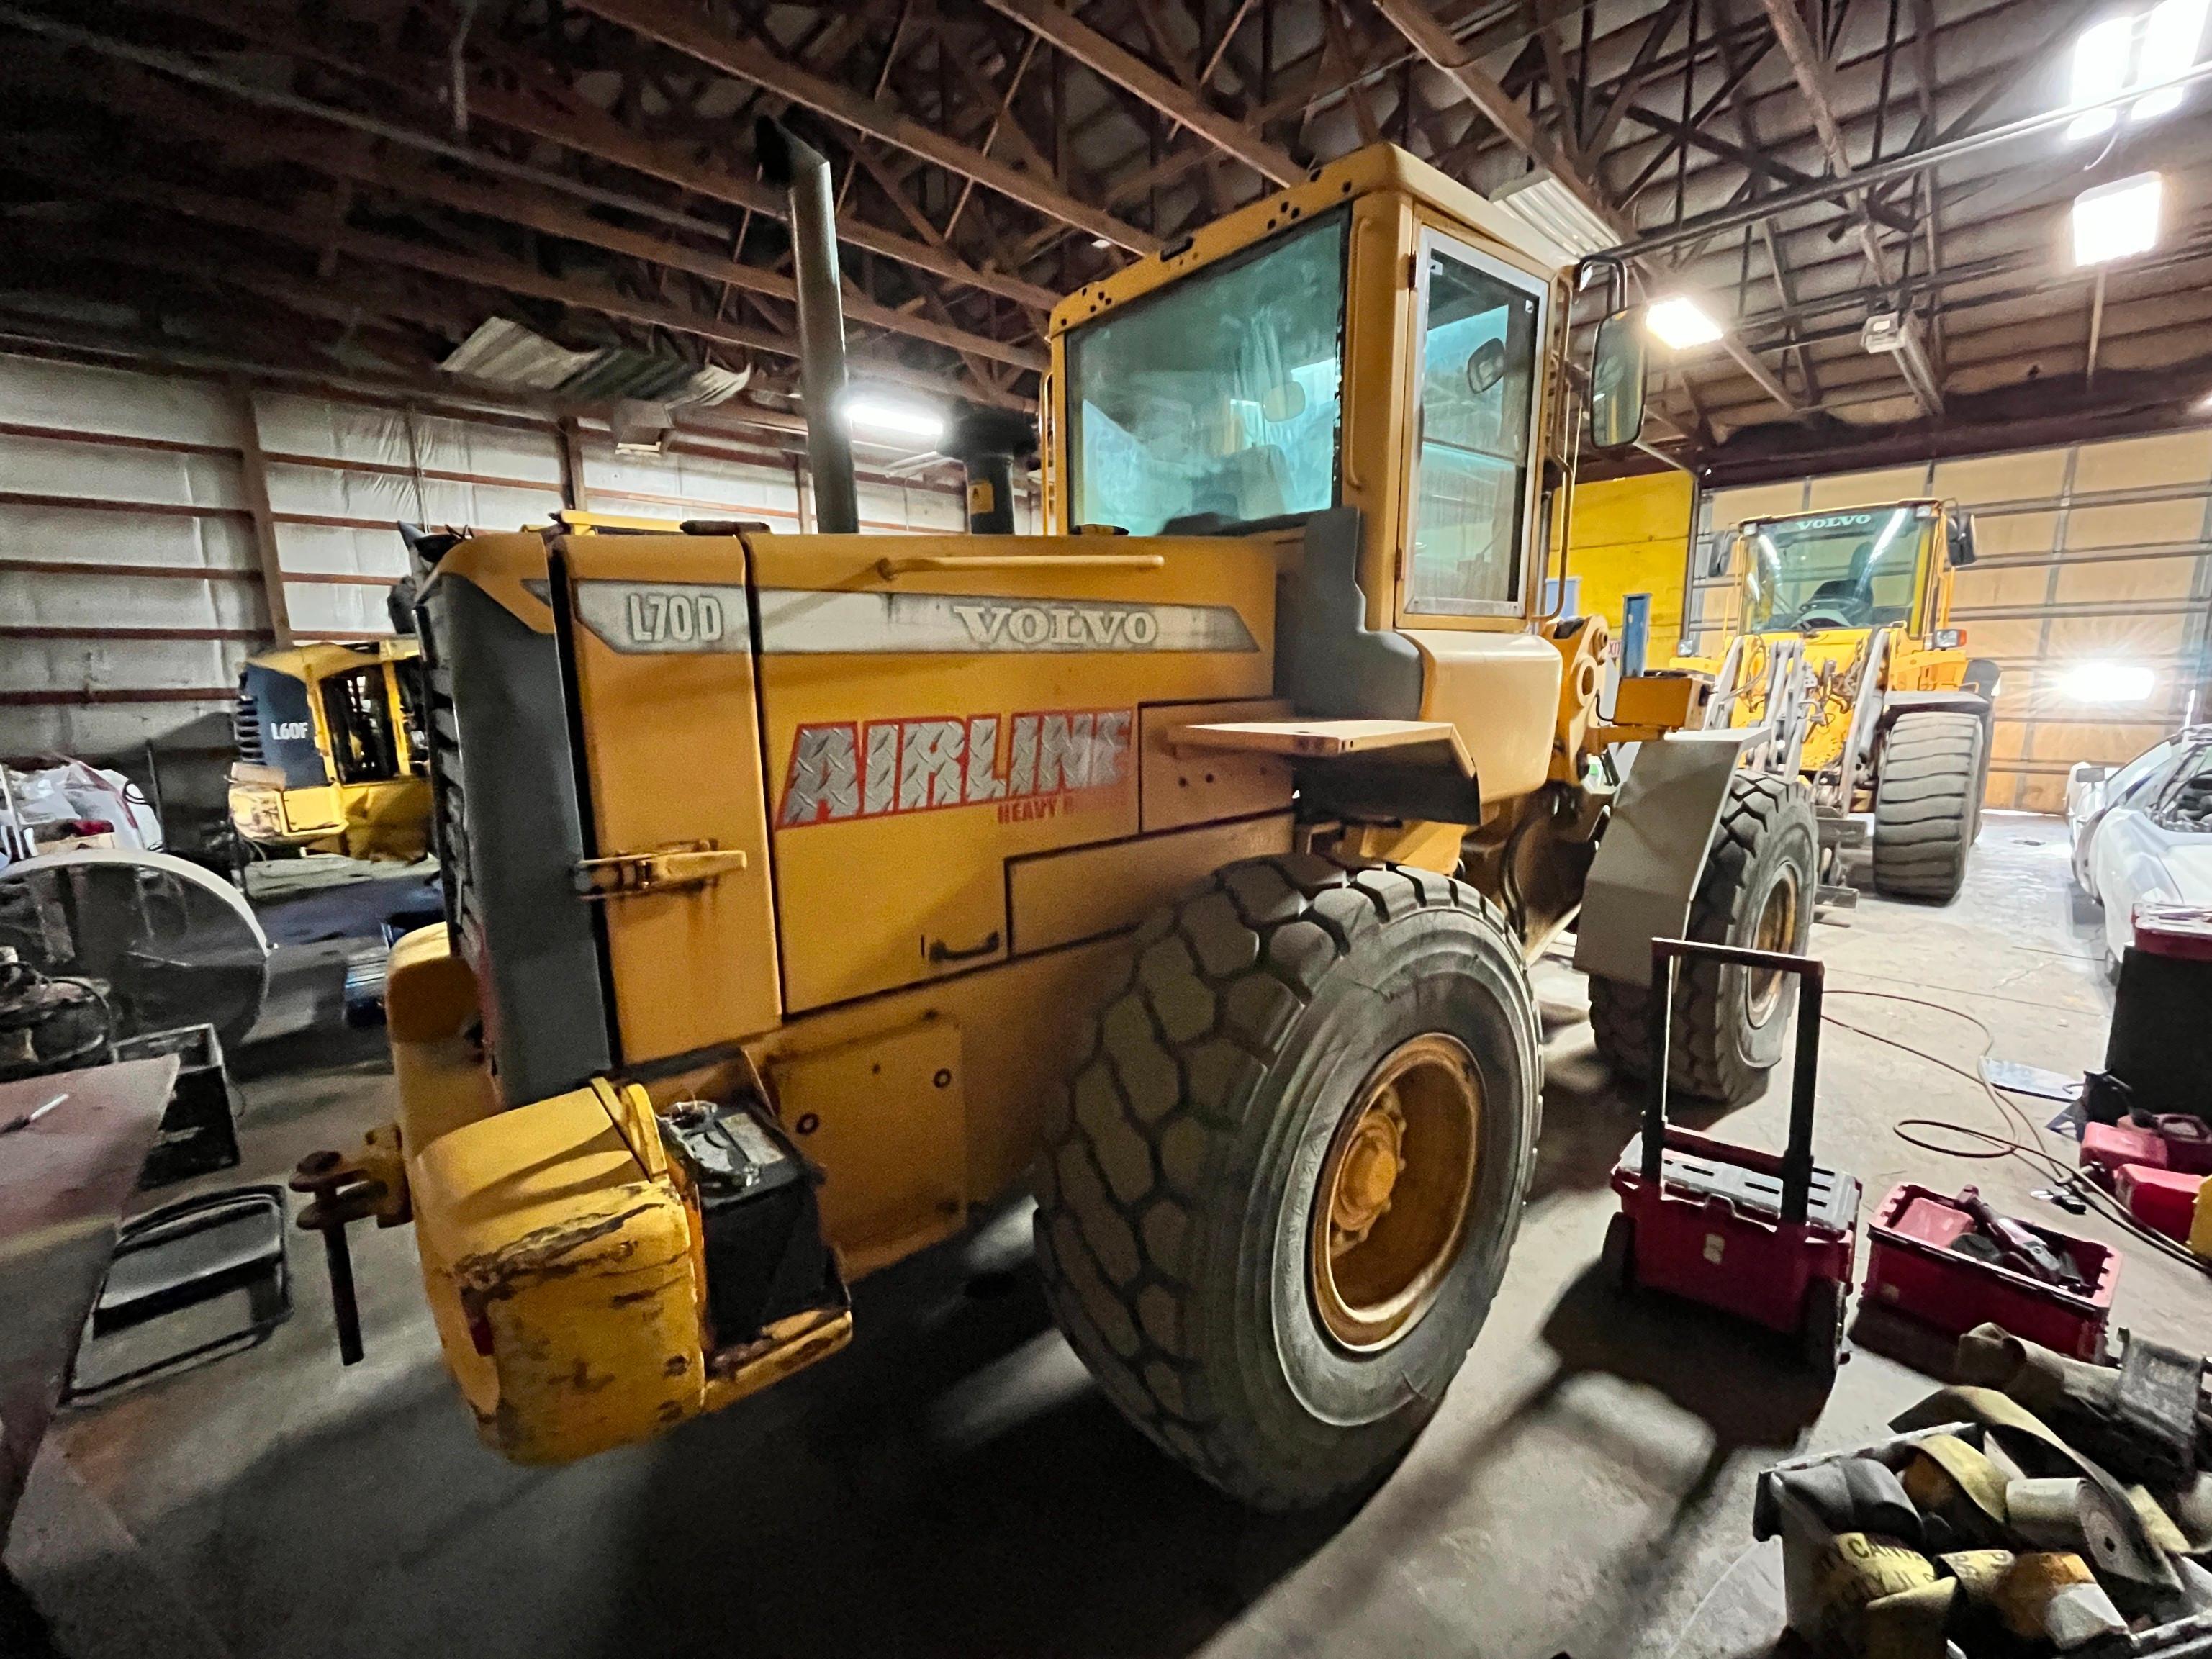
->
[[2067, 726, 2212, 968]]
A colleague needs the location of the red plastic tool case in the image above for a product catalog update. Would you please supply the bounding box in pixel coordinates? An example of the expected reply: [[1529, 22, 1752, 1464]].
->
[[2080, 1121, 2167, 1185], [2116, 1165, 2209, 1242], [1861, 1183, 2119, 1360]]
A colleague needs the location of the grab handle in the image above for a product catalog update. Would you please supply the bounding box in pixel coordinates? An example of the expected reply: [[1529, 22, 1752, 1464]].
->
[[1646, 936, 1825, 1224], [877, 553, 1163, 578]]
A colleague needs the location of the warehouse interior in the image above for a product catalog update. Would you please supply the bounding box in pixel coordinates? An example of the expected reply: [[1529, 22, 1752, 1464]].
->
[[4, 1, 2212, 1655]]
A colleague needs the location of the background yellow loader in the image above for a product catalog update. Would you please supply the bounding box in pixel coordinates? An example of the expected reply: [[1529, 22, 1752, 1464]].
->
[[299, 129, 1826, 1512], [227, 636, 431, 863], [1683, 499, 2002, 904], [226, 515, 684, 863]]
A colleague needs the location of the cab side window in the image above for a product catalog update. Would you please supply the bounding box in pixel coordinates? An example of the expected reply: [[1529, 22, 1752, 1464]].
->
[[1404, 245, 1543, 615]]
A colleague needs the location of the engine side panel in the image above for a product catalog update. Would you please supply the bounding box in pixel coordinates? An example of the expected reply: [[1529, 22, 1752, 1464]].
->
[[747, 533, 1279, 1013]]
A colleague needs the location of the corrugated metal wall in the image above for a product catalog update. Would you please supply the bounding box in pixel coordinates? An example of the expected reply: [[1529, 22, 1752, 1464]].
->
[[0, 347, 983, 843], [1692, 430, 2212, 813]]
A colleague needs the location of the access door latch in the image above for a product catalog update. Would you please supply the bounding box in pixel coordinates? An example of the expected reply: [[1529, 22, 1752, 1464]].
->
[[572, 841, 749, 899]]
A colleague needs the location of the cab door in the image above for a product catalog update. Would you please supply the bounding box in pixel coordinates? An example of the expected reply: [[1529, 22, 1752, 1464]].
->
[[549, 533, 782, 1059]]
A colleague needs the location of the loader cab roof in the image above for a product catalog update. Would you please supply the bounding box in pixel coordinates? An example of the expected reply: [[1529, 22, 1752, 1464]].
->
[[1047, 142, 1577, 340]]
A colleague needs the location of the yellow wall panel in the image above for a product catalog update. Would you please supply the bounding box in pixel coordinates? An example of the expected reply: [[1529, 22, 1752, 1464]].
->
[[2044, 615, 2189, 660], [2064, 498, 2205, 548], [1969, 510, 2059, 558], [2071, 430, 2212, 493], [1707, 482, 1805, 527], [2051, 721, 2172, 765], [2051, 555, 2200, 605], [1932, 449, 2069, 505], [1957, 618, 2045, 659], [1805, 466, 1931, 510], [1954, 563, 2055, 610], [1566, 472, 1695, 641]]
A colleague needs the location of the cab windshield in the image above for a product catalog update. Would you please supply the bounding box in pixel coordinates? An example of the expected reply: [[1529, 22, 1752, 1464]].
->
[[1065, 210, 1347, 535], [1739, 505, 1934, 634]]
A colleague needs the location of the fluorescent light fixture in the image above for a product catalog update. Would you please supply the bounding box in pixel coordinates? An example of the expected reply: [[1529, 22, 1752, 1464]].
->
[[2066, 2, 2209, 138], [841, 392, 946, 445], [2067, 16, 2133, 139], [1646, 295, 1725, 350], [2072, 172, 2162, 266], [2059, 661, 2156, 702], [1491, 172, 1617, 261], [2136, 0, 2211, 118]]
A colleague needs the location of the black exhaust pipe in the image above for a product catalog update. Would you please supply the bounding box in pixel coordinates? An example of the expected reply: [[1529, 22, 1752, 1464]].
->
[[757, 118, 859, 536], [942, 402, 1039, 535]]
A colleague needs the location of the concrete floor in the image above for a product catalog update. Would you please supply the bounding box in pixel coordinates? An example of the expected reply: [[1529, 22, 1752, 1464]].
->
[[9, 814, 2210, 1659]]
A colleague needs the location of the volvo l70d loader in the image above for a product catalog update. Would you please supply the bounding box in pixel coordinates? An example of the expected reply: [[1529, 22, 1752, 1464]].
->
[[1683, 499, 2001, 905], [299, 132, 1820, 1511]]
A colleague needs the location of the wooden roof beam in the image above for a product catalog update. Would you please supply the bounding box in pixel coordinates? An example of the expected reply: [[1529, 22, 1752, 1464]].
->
[[1751, 0, 1940, 416], [7, 1, 1060, 316], [981, 0, 1303, 186], [5, 145, 1031, 407], [1365, 0, 1805, 422], [566, 0, 1159, 253], [45, 57, 1044, 374]]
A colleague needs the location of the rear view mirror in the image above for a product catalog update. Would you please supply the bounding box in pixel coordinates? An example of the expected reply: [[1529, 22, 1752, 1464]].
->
[[1586, 308, 1648, 452], [1949, 512, 1979, 567]]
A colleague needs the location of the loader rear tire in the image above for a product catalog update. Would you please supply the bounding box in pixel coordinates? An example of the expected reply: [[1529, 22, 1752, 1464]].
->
[[1586, 774, 1818, 1106], [1870, 710, 1984, 903], [1033, 855, 1540, 1511]]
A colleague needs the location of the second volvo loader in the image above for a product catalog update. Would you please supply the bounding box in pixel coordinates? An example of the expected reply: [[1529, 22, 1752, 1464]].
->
[[1687, 499, 2000, 904]]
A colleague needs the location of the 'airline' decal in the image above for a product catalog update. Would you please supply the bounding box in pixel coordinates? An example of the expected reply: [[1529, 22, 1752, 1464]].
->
[[779, 708, 1132, 828]]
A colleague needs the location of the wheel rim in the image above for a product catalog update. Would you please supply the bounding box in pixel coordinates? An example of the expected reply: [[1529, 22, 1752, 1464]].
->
[[1747, 868, 1801, 1021], [1309, 1033, 1481, 1353]]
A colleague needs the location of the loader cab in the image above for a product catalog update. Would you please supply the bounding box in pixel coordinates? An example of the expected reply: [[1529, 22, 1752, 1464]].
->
[[227, 638, 431, 861], [1043, 144, 1625, 639], [1733, 500, 1969, 643]]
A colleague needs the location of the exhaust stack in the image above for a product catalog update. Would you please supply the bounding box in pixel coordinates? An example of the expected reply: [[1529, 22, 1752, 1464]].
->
[[942, 403, 1039, 535], [757, 118, 859, 536]]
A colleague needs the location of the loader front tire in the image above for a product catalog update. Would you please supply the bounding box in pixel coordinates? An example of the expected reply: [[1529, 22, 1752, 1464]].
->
[[1870, 710, 1985, 902], [1586, 774, 1818, 1106], [1034, 855, 1540, 1511]]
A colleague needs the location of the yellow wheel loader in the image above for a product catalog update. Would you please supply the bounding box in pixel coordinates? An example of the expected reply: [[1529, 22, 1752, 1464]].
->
[[227, 637, 433, 862], [1683, 500, 2000, 905], [226, 515, 683, 862], [299, 131, 1821, 1511]]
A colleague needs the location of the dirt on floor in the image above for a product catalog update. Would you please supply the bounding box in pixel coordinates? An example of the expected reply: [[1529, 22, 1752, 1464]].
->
[[7, 812, 2208, 1659]]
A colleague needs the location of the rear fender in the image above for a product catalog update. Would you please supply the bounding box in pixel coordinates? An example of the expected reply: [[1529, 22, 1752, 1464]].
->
[[1573, 729, 1756, 987]]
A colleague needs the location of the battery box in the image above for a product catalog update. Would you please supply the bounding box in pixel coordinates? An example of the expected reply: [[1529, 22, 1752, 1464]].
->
[[657, 1098, 844, 1352]]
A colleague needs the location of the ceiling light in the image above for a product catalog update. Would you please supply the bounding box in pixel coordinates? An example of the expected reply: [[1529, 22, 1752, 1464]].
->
[[2067, 16, 2134, 139], [2136, 0, 2211, 119], [1646, 296, 1725, 350], [2072, 172, 2163, 266], [2066, 1, 2209, 138], [1491, 172, 1616, 261], [2059, 661, 2156, 702], [841, 392, 946, 446]]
